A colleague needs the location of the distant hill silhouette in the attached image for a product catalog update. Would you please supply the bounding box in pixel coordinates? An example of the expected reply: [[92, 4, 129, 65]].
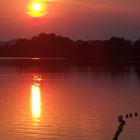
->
[[0, 33, 140, 63]]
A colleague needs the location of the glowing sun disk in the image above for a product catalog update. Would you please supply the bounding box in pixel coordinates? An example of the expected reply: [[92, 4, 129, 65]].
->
[[26, 1, 47, 17], [32, 3, 42, 11]]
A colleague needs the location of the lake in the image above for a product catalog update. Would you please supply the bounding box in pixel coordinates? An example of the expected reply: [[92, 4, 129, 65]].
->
[[0, 59, 140, 140]]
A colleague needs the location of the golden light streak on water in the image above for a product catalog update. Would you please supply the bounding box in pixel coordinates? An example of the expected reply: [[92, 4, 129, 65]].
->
[[31, 74, 42, 122]]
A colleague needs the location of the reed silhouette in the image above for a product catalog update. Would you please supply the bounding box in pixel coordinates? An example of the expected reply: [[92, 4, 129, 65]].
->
[[112, 113, 138, 140]]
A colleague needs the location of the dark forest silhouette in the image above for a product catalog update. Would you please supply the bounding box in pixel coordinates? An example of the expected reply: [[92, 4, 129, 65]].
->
[[0, 33, 140, 62]]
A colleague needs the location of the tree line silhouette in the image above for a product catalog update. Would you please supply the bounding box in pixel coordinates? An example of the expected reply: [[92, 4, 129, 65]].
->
[[0, 33, 140, 62]]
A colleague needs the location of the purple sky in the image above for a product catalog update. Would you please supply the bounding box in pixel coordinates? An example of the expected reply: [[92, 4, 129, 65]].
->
[[0, 0, 140, 41]]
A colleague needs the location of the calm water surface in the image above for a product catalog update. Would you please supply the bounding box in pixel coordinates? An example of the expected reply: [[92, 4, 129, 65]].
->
[[0, 61, 140, 140]]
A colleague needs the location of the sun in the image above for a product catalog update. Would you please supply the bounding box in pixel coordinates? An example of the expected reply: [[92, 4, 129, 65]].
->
[[26, 1, 47, 17], [32, 3, 42, 11]]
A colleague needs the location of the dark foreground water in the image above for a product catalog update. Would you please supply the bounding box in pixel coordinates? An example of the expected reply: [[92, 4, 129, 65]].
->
[[0, 60, 140, 140]]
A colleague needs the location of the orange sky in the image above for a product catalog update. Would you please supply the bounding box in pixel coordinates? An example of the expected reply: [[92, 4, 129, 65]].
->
[[0, 0, 140, 41]]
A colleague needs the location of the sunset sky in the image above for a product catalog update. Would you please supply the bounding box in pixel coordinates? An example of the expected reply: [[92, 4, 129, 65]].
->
[[0, 0, 140, 41]]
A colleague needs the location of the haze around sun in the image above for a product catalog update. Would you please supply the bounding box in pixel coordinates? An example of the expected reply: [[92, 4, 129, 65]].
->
[[26, 1, 47, 17]]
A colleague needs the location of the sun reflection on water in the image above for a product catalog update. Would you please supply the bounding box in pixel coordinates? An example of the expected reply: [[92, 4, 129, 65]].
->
[[31, 74, 42, 122]]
